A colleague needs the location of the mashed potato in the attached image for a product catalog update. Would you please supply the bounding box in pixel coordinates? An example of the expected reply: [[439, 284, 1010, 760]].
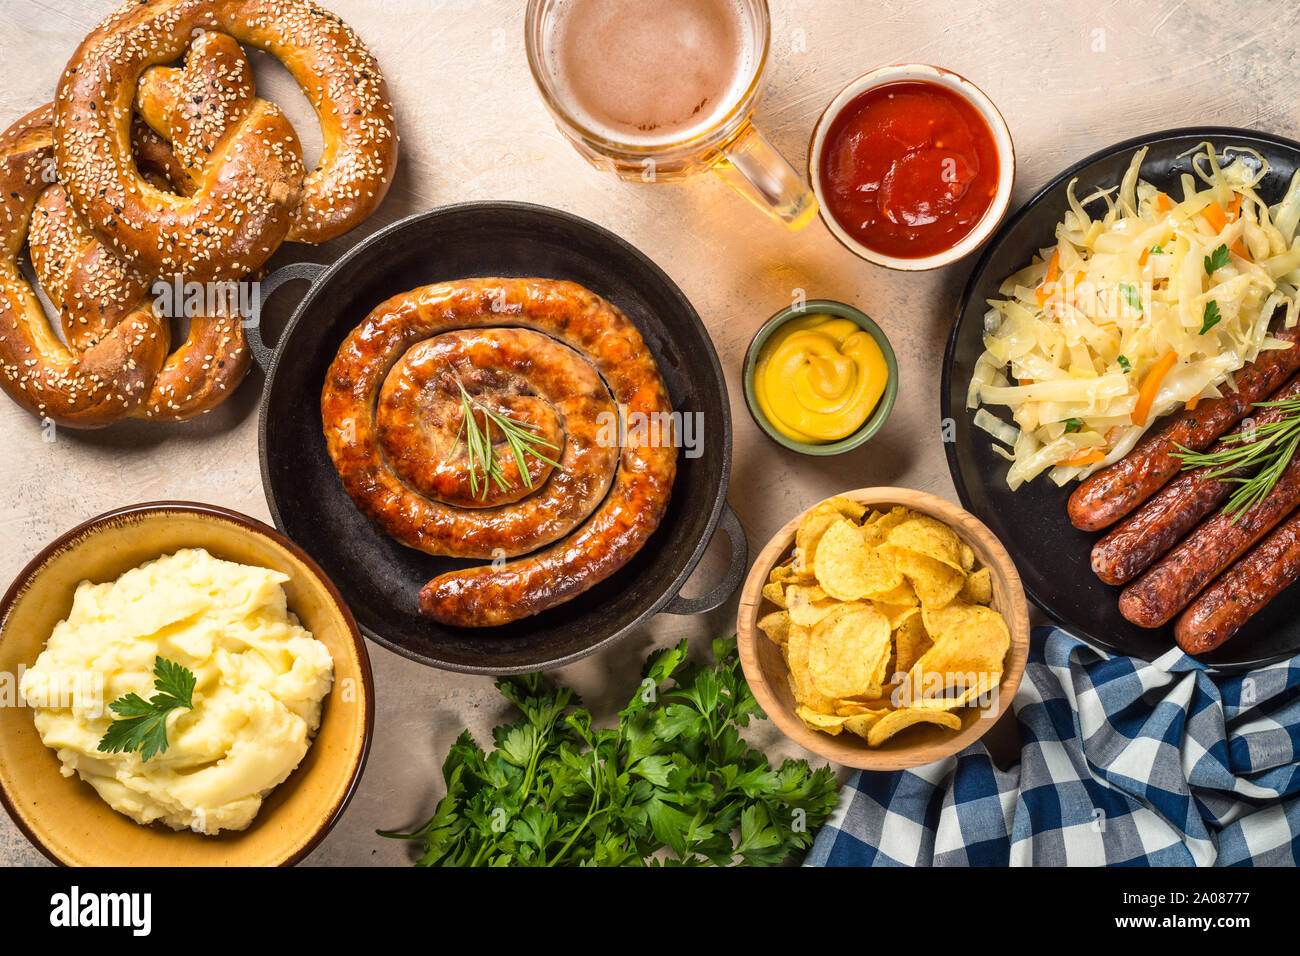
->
[[19, 548, 333, 834]]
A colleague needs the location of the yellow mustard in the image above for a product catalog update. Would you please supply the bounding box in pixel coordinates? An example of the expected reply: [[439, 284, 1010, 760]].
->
[[754, 314, 888, 443]]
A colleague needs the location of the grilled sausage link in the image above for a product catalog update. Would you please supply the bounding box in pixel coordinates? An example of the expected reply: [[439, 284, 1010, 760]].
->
[[1118, 450, 1300, 628], [1067, 323, 1300, 532], [1091, 373, 1300, 585], [1176, 510, 1300, 655], [322, 277, 678, 628]]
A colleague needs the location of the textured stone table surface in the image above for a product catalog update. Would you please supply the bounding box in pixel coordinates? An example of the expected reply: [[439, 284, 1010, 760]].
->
[[1, 0, 1296, 865]]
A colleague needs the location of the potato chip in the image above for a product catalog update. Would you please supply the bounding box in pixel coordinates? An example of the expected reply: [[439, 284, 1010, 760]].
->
[[793, 583, 829, 602], [796, 706, 847, 735], [796, 501, 860, 570], [918, 603, 1010, 674], [757, 610, 791, 646], [871, 600, 918, 631], [905, 606, 1010, 706], [886, 514, 965, 571], [893, 614, 933, 675], [762, 581, 787, 609], [959, 566, 993, 606], [834, 700, 880, 716], [866, 708, 962, 745], [824, 496, 868, 521], [769, 497, 1014, 747], [907, 672, 999, 709], [866, 578, 918, 606], [885, 546, 966, 608], [786, 584, 841, 627], [865, 638, 896, 695], [808, 603, 891, 699], [843, 711, 889, 739], [866, 506, 909, 533], [920, 600, 980, 637], [771, 558, 815, 587], [777, 555, 816, 581], [786, 624, 838, 713], [814, 519, 903, 601]]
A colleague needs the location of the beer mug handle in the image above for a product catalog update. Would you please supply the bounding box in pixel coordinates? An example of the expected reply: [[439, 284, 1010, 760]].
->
[[714, 123, 818, 230]]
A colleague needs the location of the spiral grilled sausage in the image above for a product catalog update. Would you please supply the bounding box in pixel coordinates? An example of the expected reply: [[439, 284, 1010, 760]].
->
[[54, 0, 398, 280], [322, 278, 678, 628]]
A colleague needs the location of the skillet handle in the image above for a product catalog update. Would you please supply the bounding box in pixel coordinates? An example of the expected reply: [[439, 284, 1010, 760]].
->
[[663, 502, 748, 616], [244, 261, 328, 369]]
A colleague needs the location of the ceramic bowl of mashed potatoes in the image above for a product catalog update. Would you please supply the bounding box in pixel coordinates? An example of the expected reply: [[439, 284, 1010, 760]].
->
[[0, 502, 374, 867]]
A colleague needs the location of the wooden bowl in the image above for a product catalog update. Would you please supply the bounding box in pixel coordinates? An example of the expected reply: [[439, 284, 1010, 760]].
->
[[0, 502, 374, 866], [737, 487, 1030, 771]]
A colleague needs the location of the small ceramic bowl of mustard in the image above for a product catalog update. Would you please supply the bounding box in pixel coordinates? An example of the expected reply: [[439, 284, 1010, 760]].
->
[[743, 299, 898, 456], [0, 501, 374, 867]]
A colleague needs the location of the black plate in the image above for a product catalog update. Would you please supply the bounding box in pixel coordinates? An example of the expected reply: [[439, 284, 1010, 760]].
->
[[942, 128, 1300, 669], [256, 202, 743, 674]]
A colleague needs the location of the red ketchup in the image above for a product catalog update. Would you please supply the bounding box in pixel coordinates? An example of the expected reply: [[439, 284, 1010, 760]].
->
[[818, 80, 1000, 260]]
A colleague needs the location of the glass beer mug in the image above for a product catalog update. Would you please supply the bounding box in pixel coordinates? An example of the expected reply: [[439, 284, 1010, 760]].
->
[[525, 0, 818, 230]]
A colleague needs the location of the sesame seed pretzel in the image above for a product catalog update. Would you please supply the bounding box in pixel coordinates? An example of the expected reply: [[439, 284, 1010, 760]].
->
[[54, 0, 399, 280], [0, 35, 257, 426], [0, 106, 169, 427]]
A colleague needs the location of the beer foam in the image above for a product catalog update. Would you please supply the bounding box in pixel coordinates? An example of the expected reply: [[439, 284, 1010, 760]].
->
[[545, 0, 757, 147]]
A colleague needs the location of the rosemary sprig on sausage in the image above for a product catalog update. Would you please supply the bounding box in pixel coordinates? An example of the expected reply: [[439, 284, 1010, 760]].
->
[[448, 378, 562, 500], [1175, 392, 1300, 518]]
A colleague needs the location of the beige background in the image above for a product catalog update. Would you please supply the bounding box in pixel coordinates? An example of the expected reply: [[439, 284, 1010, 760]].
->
[[1, 0, 1296, 865]]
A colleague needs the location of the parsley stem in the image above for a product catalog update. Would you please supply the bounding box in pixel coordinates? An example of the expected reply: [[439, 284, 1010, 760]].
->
[[547, 792, 604, 867]]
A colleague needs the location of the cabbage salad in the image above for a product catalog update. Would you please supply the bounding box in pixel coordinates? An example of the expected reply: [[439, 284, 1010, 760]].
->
[[969, 143, 1300, 490]]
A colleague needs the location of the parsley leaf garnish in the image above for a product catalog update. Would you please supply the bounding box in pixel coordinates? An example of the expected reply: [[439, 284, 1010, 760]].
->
[[1118, 354, 1132, 373], [1200, 300, 1222, 334], [1063, 418, 1084, 433], [1119, 283, 1144, 314], [96, 657, 196, 762], [380, 637, 838, 867], [1204, 243, 1231, 274], [1150, 244, 1164, 255]]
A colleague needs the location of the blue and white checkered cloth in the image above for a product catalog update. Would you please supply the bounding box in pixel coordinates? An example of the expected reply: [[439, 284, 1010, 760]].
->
[[806, 625, 1300, 866]]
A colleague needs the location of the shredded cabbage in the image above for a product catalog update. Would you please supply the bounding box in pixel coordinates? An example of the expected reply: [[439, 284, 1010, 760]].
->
[[970, 143, 1300, 489]]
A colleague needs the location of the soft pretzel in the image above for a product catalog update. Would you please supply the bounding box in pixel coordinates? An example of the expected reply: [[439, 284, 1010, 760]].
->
[[55, 0, 399, 280], [322, 278, 678, 627], [40, 34, 254, 420], [0, 107, 169, 427], [1, 35, 257, 426], [28, 120, 188, 350], [30, 185, 250, 423]]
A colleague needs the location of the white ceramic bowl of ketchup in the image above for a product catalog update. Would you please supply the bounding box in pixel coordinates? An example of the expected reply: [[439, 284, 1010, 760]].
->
[[809, 64, 1015, 271]]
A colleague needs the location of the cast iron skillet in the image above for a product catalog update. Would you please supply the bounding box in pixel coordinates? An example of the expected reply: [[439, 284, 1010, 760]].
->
[[251, 202, 745, 675], [942, 128, 1300, 670]]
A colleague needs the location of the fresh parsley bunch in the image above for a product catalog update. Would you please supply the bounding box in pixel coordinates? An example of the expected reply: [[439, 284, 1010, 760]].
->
[[382, 636, 838, 866]]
